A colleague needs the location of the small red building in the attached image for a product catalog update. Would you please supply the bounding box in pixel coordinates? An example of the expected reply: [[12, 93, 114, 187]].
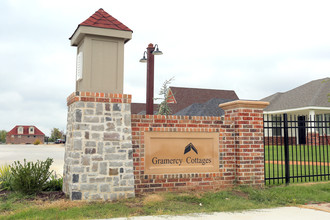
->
[[6, 125, 45, 144]]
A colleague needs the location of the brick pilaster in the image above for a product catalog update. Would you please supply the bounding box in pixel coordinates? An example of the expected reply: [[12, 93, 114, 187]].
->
[[220, 101, 269, 186]]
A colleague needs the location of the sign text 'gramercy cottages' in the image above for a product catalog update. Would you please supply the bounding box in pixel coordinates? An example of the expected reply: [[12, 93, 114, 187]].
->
[[145, 132, 219, 174]]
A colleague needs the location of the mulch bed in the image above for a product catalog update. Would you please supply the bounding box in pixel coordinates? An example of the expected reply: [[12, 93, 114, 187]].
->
[[0, 190, 8, 197], [0, 190, 66, 201], [35, 191, 66, 201]]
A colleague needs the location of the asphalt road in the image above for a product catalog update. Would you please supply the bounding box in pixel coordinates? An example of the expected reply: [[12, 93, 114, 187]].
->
[[0, 144, 65, 175]]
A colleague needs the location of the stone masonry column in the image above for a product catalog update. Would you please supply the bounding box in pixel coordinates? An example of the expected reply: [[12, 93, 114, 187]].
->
[[63, 92, 134, 201], [220, 100, 269, 186], [63, 9, 134, 201]]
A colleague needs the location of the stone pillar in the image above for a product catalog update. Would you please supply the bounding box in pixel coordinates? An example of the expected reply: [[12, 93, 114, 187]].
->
[[63, 92, 135, 201], [220, 100, 269, 186]]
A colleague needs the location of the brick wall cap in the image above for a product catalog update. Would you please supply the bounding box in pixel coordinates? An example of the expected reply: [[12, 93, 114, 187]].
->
[[219, 100, 269, 110], [66, 91, 132, 105]]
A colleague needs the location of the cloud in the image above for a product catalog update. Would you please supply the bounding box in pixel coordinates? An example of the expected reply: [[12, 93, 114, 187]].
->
[[1, 0, 330, 135]]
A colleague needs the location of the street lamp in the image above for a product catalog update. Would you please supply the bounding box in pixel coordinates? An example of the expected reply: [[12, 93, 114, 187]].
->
[[140, 43, 163, 115], [139, 51, 147, 63]]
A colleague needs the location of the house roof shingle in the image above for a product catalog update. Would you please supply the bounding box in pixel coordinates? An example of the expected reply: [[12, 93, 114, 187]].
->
[[174, 98, 235, 116], [131, 103, 159, 115], [261, 77, 330, 111], [131, 86, 239, 115], [167, 86, 238, 114], [7, 126, 45, 136]]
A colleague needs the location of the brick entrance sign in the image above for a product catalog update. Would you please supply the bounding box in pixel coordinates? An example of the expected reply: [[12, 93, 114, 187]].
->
[[63, 9, 269, 201], [132, 101, 268, 193]]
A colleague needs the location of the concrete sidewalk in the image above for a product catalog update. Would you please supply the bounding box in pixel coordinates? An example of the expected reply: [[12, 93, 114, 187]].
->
[[107, 206, 330, 220]]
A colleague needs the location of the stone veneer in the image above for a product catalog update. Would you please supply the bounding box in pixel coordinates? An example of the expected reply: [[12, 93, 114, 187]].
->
[[63, 92, 135, 201]]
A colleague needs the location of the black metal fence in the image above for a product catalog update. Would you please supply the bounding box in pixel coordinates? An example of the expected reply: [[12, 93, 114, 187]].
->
[[263, 113, 330, 185]]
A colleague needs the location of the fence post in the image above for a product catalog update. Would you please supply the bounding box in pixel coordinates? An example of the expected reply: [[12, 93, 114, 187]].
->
[[283, 113, 290, 184]]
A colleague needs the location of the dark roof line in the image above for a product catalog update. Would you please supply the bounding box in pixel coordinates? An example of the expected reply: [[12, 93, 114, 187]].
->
[[262, 77, 330, 111]]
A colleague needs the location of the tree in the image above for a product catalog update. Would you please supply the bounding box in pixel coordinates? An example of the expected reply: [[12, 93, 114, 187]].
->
[[50, 128, 64, 142], [0, 130, 7, 143], [155, 77, 175, 116]]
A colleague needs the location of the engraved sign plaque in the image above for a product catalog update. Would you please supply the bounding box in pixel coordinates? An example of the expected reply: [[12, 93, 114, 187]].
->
[[145, 132, 219, 174]]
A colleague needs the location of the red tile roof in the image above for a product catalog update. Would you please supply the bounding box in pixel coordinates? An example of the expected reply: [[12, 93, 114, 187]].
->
[[79, 8, 132, 32], [7, 126, 45, 136]]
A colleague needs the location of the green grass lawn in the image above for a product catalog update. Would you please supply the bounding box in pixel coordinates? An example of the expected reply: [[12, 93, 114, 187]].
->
[[1, 182, 330, 219], [265, 145, 330, 163], [265, 163, 330, 185], [264, 145, 330, 185]]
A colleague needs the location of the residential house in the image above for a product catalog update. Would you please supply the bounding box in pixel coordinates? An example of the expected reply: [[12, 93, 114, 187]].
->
[[131, 87, 239, 116], [261, 77, 330, 145], [6, 125, 45, 144]]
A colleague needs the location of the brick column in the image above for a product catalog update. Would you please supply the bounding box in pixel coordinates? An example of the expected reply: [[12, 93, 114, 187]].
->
[[63, 92, 135, 201], [220, 100, 269, 186]]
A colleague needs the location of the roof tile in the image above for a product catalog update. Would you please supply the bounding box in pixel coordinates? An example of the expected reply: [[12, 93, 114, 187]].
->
[[7, 125, 45, 136], [80, 8, 132, 32]]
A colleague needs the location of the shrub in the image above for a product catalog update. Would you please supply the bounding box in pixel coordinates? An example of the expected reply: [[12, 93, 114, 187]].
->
[[10, 158, 53, 194], [33, 139, 41, 145], [0, 165, 12, 191], [43, 174, 63, 191]]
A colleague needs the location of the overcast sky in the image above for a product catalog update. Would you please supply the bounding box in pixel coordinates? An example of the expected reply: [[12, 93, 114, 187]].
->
[[1, 0, 330, 136]]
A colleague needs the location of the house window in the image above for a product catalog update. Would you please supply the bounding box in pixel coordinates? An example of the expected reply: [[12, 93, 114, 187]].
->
[[18, 135, 21, 138], [316, 114, 330, 135], [29, 127, 34, 134], [272, 115, 282, 136], [326, 114, 330, 135], [18, 126, 23, 134]]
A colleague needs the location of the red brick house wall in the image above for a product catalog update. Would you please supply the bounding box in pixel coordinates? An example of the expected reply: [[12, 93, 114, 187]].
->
[[6, 135, 44, 144]]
